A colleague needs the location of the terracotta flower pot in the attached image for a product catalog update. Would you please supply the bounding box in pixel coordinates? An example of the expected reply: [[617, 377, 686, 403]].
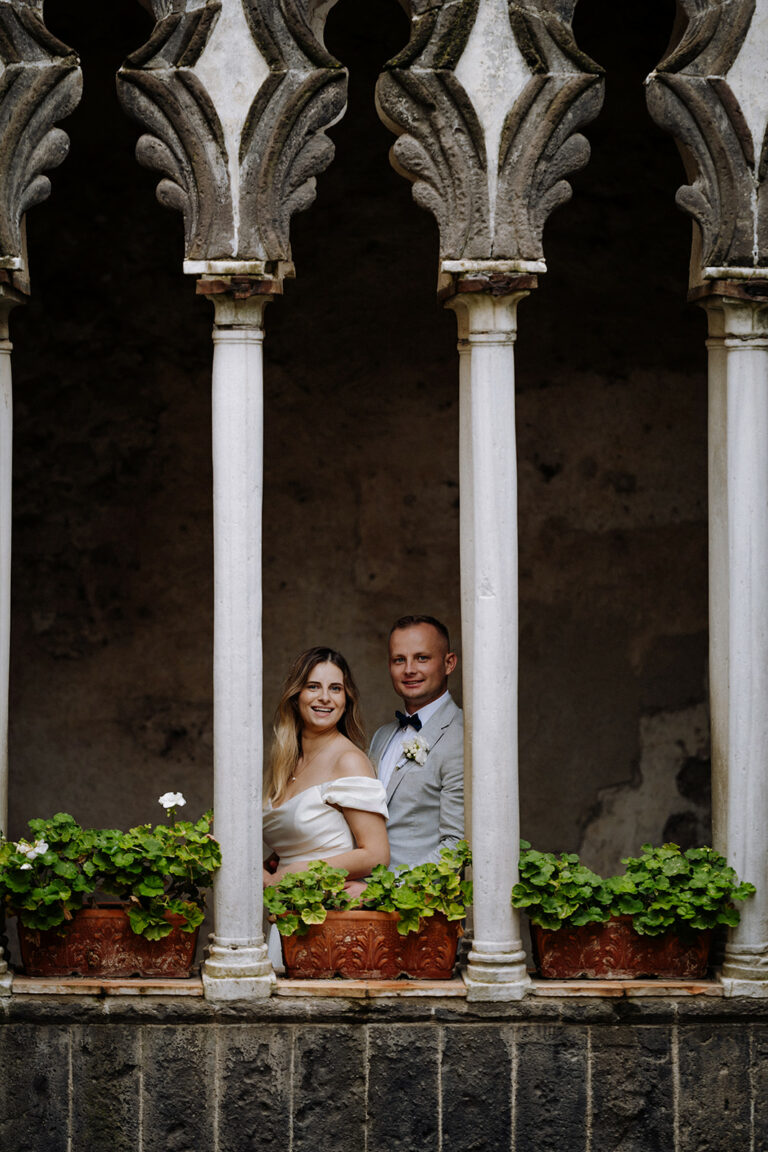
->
[[17, 905, 199, 978], [280, 909, 462, 980], [532, 914, 712, 979]]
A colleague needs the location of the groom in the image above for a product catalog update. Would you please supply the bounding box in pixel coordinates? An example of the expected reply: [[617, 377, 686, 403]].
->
[[369, 615, 464, 869]]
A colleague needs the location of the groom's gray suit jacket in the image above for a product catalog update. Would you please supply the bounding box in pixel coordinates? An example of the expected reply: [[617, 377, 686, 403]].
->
[[369, 694, 464, 870]]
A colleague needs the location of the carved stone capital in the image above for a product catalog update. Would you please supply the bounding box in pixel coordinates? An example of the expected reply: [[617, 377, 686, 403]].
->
[[118, 0, 348, 281], [376, 0, 603, 285], [0, 0, 82, 292], [646, 0, 768, 286]]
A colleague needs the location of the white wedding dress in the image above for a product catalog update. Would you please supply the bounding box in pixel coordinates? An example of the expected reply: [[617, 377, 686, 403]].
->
[[263, 775, 389, 971], [263, 775, 388, 865]]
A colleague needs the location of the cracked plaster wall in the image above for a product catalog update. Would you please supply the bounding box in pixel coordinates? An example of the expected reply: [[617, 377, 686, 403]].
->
[[4, 0, 709, 873]]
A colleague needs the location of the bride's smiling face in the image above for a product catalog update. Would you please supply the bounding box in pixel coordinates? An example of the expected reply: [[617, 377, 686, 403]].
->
[[298, 661, 347, 733]]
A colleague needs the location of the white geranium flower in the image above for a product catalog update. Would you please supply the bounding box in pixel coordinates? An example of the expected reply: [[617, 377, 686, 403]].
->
[[15, 838, 49, 862], [158, 791, 186, 810], [19, 862, 31, 871], [402, 736, 430, 766]]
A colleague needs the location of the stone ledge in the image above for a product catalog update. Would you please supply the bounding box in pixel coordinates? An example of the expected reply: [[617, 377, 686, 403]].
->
[[12, 976, 204, 997], [274, 978, 467, 998], [9, 975, 720, 1002], [530, 979, 723, 998], [4, 986, 768, 1026]]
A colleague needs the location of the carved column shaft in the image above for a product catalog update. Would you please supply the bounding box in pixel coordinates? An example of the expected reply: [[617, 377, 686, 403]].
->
[[0, 296, 13, 835], [447, 286, 531, 1001], [0, 286, 21, 997], [201, 285, 275, 1000], [119, 1, 353, 998], [702, 289, 768, 994]]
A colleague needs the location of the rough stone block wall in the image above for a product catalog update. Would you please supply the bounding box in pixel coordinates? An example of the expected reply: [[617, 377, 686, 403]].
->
[[1, 994, 766, 1151]]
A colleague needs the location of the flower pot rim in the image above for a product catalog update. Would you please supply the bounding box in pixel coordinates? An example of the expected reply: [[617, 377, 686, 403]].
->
[[321, 908, 401, 922], [24, 904, 190, 927]]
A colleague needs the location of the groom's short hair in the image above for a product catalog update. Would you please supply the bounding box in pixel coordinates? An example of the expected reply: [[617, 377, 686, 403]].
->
[[389, 614, 451, 650]]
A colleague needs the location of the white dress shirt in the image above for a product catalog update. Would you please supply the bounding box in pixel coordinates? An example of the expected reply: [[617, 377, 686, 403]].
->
[[377, 689, 452, 790]]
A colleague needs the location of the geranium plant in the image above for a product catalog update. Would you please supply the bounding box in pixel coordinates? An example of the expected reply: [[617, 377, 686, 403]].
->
[[264, 840, 473, 937], [512, 840, 755, 937], [0, 795, 221, 940]]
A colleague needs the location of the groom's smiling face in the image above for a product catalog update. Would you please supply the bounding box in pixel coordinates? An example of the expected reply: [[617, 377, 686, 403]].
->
[[388, 624, 457, 713]]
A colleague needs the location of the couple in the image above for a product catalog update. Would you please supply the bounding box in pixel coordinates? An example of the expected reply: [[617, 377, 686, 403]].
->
[[262, 615, 464, 889]]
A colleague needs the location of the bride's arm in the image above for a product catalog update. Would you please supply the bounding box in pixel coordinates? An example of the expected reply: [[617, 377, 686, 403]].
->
[[270, 808, 390, 883]]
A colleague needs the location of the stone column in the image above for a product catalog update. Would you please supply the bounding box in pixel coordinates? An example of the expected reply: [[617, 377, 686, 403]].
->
[[0, 287, 21, 996], [201, 287, 275, 1000], [701, 289, 768, 996], [446, 287, 531, 1001]]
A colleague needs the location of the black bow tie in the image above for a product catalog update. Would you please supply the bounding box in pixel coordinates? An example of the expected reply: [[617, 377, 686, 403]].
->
[[396, 711, 422, 731]]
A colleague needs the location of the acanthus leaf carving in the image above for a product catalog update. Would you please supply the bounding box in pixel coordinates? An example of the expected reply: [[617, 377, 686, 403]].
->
[[646, 0, 767, 279], [376, 0, 603, 270], [375, 0, 490, 264], [759, 123, 768, 256], [0, 0, 82, 288], [377, 65, 491, 261], [508, 0, 602, 77], [118, 1, 236, 262], [495, 1, 603, 262], [238, 0, 347, 263], [239, 67, 346, 262], [119, 64, 234, 261], [120, 0, 348, 270]]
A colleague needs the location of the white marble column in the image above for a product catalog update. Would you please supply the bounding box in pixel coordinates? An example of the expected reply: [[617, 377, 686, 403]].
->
[[0, 290, 20, 996], [703, 292, 768, 996], [202, 291, 275, 1000], [446, 290, 530, 1000]]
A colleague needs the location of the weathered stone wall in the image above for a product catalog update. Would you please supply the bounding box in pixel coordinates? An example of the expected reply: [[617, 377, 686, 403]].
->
[[2, 992, 766, 1150], [5, 1, 710, 872]]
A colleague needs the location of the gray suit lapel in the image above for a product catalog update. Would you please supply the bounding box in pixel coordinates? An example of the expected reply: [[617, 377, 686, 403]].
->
[[385, 696, 458, 804], [418, 696, 457, 751], [372, 721, 399, 775]]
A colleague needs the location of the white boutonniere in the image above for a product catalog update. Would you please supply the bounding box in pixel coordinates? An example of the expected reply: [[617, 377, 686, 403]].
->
[[402, 735, 430, 766]]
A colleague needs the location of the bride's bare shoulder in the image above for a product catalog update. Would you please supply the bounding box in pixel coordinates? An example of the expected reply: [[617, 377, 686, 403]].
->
[[330, 741, 376, 780]]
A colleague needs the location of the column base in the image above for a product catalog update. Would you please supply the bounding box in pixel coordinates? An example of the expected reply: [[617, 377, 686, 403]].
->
[[202, 940, 276, 1001], [0, 955, 12, 997], [720, 944, 768, 982], [718, 946, 768, 996], [463, 945, 531, 1001], [719, 975, 768, 998]]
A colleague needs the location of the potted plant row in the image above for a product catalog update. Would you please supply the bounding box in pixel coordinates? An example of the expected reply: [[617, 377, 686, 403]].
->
[[0, 793, 221, 979], [511, 840, 755, 979], [264, 841, 472, 979]]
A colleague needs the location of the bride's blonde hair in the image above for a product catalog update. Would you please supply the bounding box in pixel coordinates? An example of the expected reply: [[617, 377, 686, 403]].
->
[[265, 647, 366, 805]]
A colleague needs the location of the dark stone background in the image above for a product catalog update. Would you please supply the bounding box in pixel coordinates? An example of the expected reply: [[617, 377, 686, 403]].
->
[[6, 0, 709, 870]]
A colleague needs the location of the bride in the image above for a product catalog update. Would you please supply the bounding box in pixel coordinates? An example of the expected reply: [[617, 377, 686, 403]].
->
[[263, 647, 389, 886]]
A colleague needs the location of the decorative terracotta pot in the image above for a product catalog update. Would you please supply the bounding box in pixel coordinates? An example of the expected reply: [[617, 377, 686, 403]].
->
[[17, 905, 199, 978], [280, 909, 462, 980], [532, 915, 712, 979]]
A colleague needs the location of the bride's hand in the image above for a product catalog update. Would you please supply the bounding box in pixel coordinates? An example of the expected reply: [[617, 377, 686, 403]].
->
[[343, 879, 368, 899]]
